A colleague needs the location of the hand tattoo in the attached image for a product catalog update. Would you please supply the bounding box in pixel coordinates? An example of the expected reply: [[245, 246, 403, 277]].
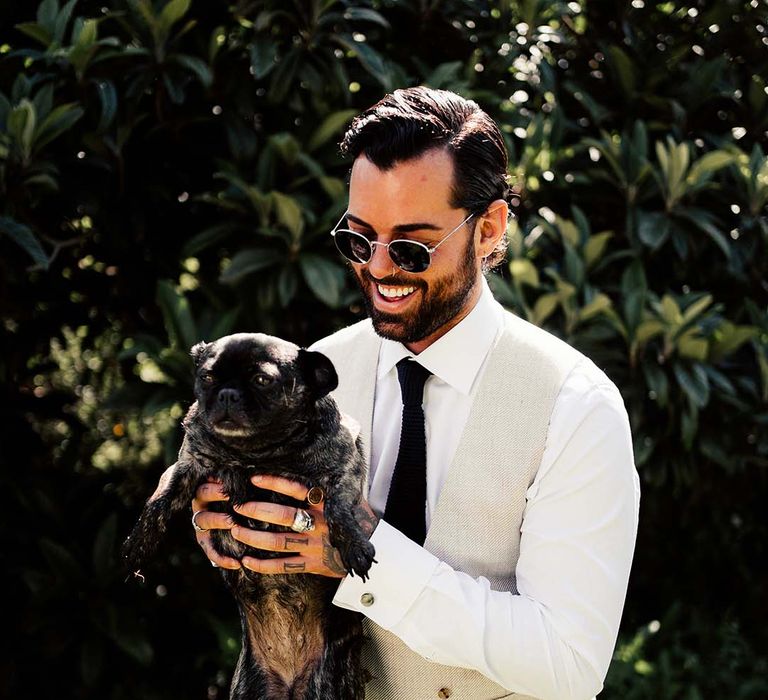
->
[[284, 536, 309, 550], [353, 502, 380, 539], [283, 561, 306, 572], [321, 533, 347, 576]]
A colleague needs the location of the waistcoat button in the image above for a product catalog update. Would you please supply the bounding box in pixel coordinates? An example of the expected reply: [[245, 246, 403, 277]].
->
[[360, 592, 375, 606], [437, 688, 451, 698]]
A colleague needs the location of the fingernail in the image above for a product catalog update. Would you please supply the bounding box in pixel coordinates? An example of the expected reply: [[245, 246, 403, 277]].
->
[[251, 475, 263, 484]]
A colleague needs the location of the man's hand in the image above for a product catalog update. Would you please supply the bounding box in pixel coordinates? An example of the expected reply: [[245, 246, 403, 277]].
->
[[191, 475, 379, 577], [191, 480, 242, 570]]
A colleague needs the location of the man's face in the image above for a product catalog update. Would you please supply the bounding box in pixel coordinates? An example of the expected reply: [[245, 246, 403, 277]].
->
[[345, 148, 484, 353]]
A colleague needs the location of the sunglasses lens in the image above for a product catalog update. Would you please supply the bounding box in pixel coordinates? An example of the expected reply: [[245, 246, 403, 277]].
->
[[334, 230, 372, 264], [389, 241, 430, 273]]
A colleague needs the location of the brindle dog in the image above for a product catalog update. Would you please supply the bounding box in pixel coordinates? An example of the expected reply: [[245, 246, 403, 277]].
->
[[122, 333, 375, 700]]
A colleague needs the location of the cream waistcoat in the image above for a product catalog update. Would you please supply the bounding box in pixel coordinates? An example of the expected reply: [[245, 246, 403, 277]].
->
[[314, 311, 583, 700]]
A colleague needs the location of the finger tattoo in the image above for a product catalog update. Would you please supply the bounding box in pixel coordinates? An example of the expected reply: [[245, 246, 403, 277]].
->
[[284, 536, 309, 550], [283, 562, 306, 572]]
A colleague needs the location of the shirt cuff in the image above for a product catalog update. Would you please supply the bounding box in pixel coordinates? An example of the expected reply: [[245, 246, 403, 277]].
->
[[332, 519, 441, 630]]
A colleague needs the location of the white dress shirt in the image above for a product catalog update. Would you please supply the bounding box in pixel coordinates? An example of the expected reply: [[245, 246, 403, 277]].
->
[[333, 280, 640, 699]]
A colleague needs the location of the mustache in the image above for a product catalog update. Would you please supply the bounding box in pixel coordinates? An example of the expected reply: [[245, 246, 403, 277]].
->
[[360, 269, 427, 289]]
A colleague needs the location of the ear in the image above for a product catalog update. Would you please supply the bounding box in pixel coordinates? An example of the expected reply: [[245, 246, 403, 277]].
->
[[297, 349, 339, 398], [474, 199, 509, 259], [190, 341, 211, 369]]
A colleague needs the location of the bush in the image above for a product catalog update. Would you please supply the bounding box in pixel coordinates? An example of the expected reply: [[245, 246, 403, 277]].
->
[[2, 1, 766, 697]]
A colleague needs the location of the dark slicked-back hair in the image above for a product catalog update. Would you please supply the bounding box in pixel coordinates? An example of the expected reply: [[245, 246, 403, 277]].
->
[[340, 86, 510, 269]]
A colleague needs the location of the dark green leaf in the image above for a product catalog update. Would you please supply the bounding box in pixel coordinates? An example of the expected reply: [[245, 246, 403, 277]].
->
[[31, 83, 54, 121], [277, 265, 298, 307], [181, 223, 239, 257], [0, 216, 49, 268], [676, 208, 732, 260], [636, 210, 671, 250], [36, 0, 58, 31], [643, 360, 669, 407], [95, 79, 117, 130], [606, 45, 637, 96], [299, 253, 344, 307], [342, 7, 391, 28], [54, 0, 78, 44], [673, 362, 710, 408], [170, 54, 213, 88], [156, 279, 197, 349], [34, 102, 85, 152], [563, 242, 584, 288], [40, 538, 83, 582], [15, 23, 53, 47], [335, 34, 388, 87], [220, 248, 283, 284], [250, 37, 278, 80]]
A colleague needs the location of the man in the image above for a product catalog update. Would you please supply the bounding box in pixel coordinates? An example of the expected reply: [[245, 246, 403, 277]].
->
[[191, 87, 640, 700]]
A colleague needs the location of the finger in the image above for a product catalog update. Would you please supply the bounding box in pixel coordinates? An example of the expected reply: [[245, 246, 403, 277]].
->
[[192, 481, 229, 510], [192, 510, 236, 531], [233, 500, 322, 528], [241, 555, 311, 574], [251, 474, 312, 502], [231, 525, 312, 552], [196, 532, 241, 570]]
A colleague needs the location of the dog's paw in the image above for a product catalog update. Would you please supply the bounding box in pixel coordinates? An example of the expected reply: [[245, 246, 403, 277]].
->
[[341, 537, 376, 580]]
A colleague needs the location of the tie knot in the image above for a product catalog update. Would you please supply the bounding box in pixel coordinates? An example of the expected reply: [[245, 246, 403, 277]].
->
[[396, 358, 431, 407]]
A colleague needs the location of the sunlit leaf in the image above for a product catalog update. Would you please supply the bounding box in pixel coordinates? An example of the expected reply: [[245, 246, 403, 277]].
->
[[509, 258, 539, 288], [307, 109, 357, 152], [159, 0, 191, 32], [532, 293, 560, 326], [272, 191, 304, 239]]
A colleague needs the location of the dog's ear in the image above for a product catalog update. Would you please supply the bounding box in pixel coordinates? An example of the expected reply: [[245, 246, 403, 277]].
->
[[297, 349, 338, 398], [190, 341, 211, 369]]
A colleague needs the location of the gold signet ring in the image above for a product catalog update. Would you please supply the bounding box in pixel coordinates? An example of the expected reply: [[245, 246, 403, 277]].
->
[[306, 486, 325, 505]]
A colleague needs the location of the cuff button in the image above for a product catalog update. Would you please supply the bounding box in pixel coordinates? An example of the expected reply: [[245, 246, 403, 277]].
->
[[437, 688, 451, 698], [360, 592, 375, 607]]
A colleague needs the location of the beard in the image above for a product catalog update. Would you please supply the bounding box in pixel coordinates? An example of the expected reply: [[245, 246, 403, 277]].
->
[[352, 235, 479, 345]]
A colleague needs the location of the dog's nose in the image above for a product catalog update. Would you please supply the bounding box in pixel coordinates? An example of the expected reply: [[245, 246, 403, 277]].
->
[[217, 388, 241, 407]]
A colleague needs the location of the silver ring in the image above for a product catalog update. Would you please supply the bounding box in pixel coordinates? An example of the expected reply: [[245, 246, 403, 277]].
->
[[192, 510, 208, 532], [290, 508, 315, 533]]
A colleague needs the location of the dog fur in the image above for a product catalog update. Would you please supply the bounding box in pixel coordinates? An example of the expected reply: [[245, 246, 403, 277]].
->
[[122, 332, 375, 699]]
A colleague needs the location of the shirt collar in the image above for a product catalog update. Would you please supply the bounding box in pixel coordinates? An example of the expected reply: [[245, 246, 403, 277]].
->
[[377, 277, 503, 395]]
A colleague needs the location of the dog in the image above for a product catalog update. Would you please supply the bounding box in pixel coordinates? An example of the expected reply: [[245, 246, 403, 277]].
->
[[122, 332, 375, 699]]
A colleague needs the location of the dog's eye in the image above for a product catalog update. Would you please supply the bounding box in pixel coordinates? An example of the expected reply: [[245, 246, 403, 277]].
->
[[200, 371, 215, 383], [252, 374, 273, 387]]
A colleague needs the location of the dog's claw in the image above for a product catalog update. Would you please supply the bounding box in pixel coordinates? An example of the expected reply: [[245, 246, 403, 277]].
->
[[341, 538, 376, 580]]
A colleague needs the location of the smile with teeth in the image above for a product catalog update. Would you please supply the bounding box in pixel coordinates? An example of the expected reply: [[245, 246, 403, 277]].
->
[[377, 284, 417, 299]]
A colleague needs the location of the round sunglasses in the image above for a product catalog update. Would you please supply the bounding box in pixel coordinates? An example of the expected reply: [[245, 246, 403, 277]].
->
[[330, 211, 476, 274]]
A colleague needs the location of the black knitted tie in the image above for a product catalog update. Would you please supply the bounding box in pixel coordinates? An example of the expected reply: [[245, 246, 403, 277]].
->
[[384, 358, 432, 545]]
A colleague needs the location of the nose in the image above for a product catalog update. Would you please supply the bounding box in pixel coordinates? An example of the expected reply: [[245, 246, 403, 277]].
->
[[217, 388, 241, 407], [366, 240, 395, 280]]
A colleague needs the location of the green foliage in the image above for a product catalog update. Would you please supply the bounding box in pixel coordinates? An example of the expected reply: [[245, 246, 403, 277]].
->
[[2, 1, 766, 698]]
